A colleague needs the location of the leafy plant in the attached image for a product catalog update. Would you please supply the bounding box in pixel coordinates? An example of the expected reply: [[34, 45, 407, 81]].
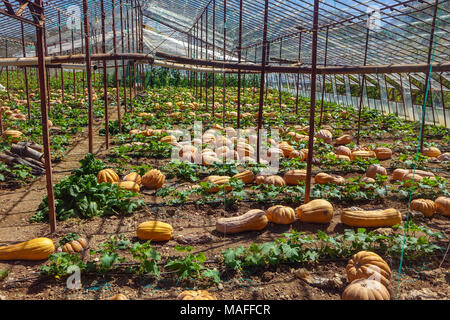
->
[[165, 245, 220, 283]]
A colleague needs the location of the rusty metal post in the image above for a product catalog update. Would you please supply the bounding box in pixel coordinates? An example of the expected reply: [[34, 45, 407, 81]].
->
[[420, 0, 439, 152], [21, 22, 31, 121], [80, 18, 85, 99], [131, 0, 135, 53], [120, 0, 128, 113], [205, 8, 208, 111], [222, 0, 227, 128], [5, 40, 9, 100], [112, 0, 122, 130], [356, 27, 370, 145], [200, 13, 203, 102], [83, 0, 94, 154], [295, 32, 302, 114], [101, 0, 109, 149], [399, 74, 408, 121], [36, 1, 56, 233], [408, 75, 416, 122], [265, 43, 270, 101], [318, 27, 329, 126], [71, 29, 77, 99], [256, 0, 269, 163], [236, 0, 243, 129], [304, 0, 320, 204], [440, 74, 447, 128], [58, 11, 65, 103], [278, 39, 282, 111], [212, 0, 215, 116]]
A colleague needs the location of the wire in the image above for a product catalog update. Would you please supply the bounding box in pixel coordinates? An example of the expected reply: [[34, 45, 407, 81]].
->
[[394, 1, 442, 300]]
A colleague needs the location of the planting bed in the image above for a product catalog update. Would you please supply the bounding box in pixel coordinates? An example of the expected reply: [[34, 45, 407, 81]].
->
[[0, 82, 449, 301]]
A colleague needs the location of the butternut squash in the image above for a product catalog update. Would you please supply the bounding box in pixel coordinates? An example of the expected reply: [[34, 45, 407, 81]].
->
[[0, 237, 55, 261], [341, 208, 401, 227], [266, 205, 296, 224], [136, 221, 173, 241], [232, 170, 255, 184], [216, 209, 268, 234]]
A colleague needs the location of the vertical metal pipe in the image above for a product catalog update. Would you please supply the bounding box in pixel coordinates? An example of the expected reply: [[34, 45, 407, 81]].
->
[[384, 75, 391, 114], [420, 0, 439, 151], [304, 0, 320, 204], [236, 0, 243, 129], [440, 74, 447, 128], [265, 43, 270, 101], [101, 0, 109, 149], [36, 1, 56, 233], [318, 27, 329, 126], [200, 13, 203, 101], [58, 11, 65, 103], [83, 0, 94, 154], [112, 0, 122, 130], [120, 0, 128, 113], [399, 74, 408, 121], [256, 0, 270, 163], [295, 32, 302, 114], [5, 40, 9, 100], [212, 0, 215, 116], [205, 8, 208, 111], [408, 75, 416, 122], [356, 27, 370, 145], [71, 29, 76, 99], [222, 0, 227, 128], [278, 39, 282, 111], [21, 22, 31, 122]]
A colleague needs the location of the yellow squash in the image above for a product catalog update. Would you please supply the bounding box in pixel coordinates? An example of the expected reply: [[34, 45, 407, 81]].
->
[[341, 208, 401, 227], [136, 221, 173, 241], [0, 237, 55, 261]]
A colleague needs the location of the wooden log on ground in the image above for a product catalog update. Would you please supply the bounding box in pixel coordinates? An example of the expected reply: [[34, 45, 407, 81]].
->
[[11, 144, 44, 162]]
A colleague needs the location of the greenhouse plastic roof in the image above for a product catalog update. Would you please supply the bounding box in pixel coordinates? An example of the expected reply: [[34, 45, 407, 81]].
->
[[0, 0, 448, 69]]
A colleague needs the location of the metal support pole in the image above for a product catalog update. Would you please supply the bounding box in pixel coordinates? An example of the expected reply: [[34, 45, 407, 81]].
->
[[356, 27, 370, 145], [21, 22, 31, 121], [120, 0, 127, 113], [212, 0, 215, 116], [256, 0, 270, 163], [440, 74, 447, 128], [295, 32, 302, 114], [36, 1, 56, 233], [5, 40, 9, 100], [205, 9, 208, 111], [101, 0, 109, 149], [236, 0, 243, 129], [278, 39, 282, 111], [72, 29, 76, 99], [83, 0, 94, 154], [200, 14, 203, 102], [420, 0, 439, 153], [319, 27, 329, 126], [58, 11, 65, 103], [304, 0, 320, 204], [222, 0, 227, 128]]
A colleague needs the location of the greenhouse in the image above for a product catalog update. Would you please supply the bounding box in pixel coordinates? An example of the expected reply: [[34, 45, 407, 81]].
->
[[0, 0, 448, 302]]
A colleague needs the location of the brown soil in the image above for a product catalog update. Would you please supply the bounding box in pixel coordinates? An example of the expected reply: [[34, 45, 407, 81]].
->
[[0, 106, 449, 301]]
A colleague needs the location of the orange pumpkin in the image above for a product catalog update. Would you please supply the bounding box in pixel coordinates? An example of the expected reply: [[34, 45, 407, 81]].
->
[[346, 251, 391, 288], [410, 199, 435, 217], [141, 169, 165, 189], [265, 205, 296, 224], [435, 197, 450, 216], [97, 169, 120, 184], [342, 279, 390, 300]]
